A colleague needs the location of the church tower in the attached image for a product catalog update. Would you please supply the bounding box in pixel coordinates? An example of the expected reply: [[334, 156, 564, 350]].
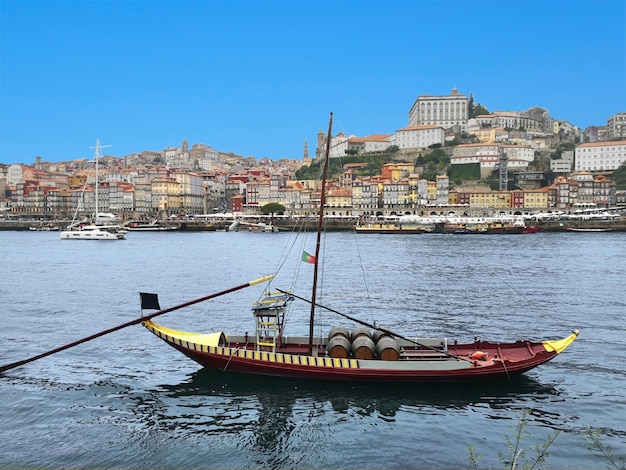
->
[[302, 140, 311, 167]]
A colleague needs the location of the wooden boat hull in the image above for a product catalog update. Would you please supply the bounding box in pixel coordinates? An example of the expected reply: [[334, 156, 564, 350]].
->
[[144, 321, 578, 383]]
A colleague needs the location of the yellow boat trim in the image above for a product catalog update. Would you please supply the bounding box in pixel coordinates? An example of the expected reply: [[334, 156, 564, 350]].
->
[[543, 330, 580, 353], [144, 320, 359, 369], [143, 320, 226, 347], [249, 275, 275, 286]]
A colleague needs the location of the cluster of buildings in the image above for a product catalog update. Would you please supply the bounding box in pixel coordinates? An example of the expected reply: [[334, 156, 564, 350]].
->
[[317, 88, 626, 177], [1, 88, 625, 219]]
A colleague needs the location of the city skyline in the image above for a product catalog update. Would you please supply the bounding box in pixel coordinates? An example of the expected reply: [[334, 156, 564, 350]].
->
[[1, 0, 624, 165]]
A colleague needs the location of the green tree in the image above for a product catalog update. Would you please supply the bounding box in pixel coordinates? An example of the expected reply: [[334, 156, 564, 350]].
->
[[610, 162, 626, 189], [260, 203, 285, 215], [472, 103, 490, 117]]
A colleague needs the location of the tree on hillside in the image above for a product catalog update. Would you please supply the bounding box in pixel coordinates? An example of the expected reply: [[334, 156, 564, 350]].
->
[[610, 162, 626, 189], [472, 103, 490, 117]]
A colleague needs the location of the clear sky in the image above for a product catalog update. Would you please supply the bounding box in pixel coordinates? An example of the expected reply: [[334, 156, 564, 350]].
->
[[0, 0, 624, 165]]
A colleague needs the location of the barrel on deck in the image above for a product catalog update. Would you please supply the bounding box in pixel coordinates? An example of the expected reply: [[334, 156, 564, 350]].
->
[[375, 336, 400, 361], [351, 326, 372, 341], [372, 328, 391, 343], [351, 335, 376, 360], [327, 335, 351, 359], [328, 325, 350, 341]]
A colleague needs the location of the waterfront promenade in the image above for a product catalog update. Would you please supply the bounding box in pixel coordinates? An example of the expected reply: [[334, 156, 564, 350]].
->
[[3, 216, 626, 232]]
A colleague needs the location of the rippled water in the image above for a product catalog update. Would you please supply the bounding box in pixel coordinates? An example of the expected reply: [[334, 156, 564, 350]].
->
[[1, 230, 625, 468]]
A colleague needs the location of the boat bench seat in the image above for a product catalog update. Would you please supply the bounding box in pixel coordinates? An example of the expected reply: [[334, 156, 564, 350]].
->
[[400, 350, 451, 360], [397, 338, 448, 349]]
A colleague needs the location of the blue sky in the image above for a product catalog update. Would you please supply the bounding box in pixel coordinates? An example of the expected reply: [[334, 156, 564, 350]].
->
[[0, 0, 624, 165]]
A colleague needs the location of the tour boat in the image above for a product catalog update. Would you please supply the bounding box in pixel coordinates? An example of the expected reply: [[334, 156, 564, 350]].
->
[[143, 114, 578, 383], [123, 220, 179, 232], [353, 222, 428, 234]]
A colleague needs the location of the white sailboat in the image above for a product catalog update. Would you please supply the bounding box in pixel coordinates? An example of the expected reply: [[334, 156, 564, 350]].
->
[[60, 140, 127, 240]]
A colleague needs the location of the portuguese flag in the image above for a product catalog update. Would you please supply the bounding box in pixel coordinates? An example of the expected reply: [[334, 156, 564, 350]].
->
[[301, 251, 316, 264]]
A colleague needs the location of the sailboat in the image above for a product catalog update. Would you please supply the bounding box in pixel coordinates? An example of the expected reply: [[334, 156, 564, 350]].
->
[[142, 114, 579, 383], [60, 140, 126, 240]]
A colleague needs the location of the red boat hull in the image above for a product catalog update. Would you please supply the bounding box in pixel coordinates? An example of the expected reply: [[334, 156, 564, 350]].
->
[[145, 321, 578, 383]]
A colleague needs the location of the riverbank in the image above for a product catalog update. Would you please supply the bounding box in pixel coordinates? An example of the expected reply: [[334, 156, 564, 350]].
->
[[3, 217, 626, 232]]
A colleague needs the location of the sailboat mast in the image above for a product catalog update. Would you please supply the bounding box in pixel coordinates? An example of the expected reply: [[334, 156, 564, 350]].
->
[[308, 112, 333, 355], [95, 139, 99, 222]]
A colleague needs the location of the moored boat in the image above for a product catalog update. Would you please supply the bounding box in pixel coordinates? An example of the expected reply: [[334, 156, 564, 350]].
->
[[143, 299, 579, 382], [353, 222, 427, 234], [60, 223, 126, 240], [60, 140, 126, 241], [566, 227, 614, 232], [123, 220, 179, 231], [142, 113, 578, 383], [28, 225, 60, 231]]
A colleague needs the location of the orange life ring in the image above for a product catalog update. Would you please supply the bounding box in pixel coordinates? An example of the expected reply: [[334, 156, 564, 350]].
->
[[470, 351, 488, 361]]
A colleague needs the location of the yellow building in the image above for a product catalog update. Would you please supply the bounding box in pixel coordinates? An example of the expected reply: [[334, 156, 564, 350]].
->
[[326, 186, 352, 212], [468, 190, 511, 209], [521, 189, 549, 209], [381, 163, 415, 182], [151, 177, 181, 213]]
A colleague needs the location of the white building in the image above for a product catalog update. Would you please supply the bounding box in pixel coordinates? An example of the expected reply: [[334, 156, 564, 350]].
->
[[393, 125, 445, 149], [347, 134, 392, 154], [408, 87, 468, 131], [7, 164, 24, 185], [607, 112, 626, 140], [575, 141, 626, 171], [551, 150, 574, 173], [451, 143, 532, 178], [316, 131, 350, 160], [501, 145, 535, 162]]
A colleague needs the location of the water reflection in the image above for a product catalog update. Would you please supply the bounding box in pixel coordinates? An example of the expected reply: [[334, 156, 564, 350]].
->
[[156, 368, 561, 423]]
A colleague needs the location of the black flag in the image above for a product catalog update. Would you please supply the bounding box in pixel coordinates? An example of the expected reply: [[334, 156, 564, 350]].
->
[[140, 292, 161, 311]]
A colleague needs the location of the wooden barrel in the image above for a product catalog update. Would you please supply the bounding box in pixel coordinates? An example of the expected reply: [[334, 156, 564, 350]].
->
[[327, 335, 351, 359], [375, 336, 400, 361], [372, 328, 391, 343], [328, 325, 350, 341], [351, 326, 372, 341], [351, 336, 375, 360]]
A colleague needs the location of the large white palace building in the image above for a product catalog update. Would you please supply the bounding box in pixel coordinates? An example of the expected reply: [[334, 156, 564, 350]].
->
[[408, 86, 469, 131]]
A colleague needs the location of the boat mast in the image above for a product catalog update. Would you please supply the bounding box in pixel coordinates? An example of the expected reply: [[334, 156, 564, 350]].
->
[[308, 112, 333, 355], [95, 140, 99, 223], [91, 139, 110, 224]]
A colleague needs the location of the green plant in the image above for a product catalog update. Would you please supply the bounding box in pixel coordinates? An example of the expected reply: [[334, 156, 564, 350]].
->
[[468, 410, 560, 470], [583, 428, 626, 470]]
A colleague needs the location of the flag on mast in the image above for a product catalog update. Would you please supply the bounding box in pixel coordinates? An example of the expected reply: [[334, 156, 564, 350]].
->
[[301, 251, 316, 264], [140, 292, 161, 310]]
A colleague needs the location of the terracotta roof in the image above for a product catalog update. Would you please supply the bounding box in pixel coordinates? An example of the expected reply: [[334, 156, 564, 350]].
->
[[577, 141, 626, 148], [397, 125, 442, 131], [349, 134, 391, 143]]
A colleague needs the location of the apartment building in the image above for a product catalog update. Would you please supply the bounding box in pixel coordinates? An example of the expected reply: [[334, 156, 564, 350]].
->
[[393, 125, 445, 149], [575, 141, 626, 171], [607, 112, 626, 140]]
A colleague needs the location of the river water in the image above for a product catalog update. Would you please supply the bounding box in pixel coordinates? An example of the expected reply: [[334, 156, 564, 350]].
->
[[0, 230, 625, 469]]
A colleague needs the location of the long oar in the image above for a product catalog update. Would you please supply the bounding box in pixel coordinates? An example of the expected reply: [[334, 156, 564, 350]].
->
[[278, 288, 472, 362], [0, 275, 274, 374]]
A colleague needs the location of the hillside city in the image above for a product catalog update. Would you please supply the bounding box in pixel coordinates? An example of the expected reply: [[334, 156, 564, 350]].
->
[[1, 87, 626, 220]]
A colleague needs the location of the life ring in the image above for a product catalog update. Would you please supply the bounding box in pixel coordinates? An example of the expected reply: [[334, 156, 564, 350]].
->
[[470, 350, 488, 361]]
